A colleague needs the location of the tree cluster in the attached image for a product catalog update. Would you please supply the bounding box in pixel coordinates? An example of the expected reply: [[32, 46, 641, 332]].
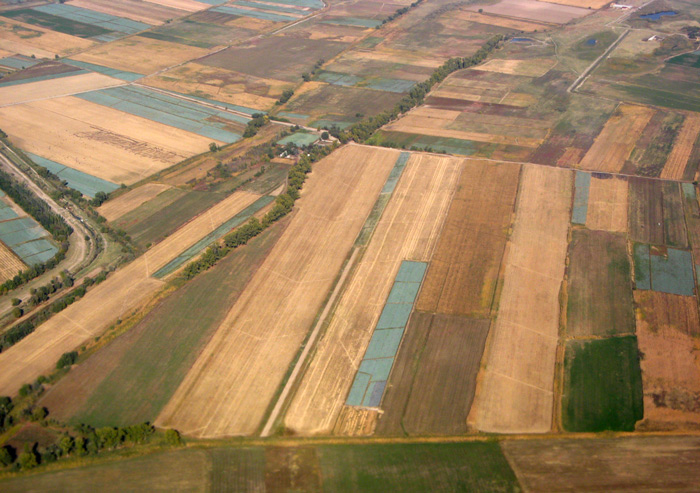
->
[[276, 89, 294, 105], [302, 59, 325, 82], [243, 113, 268, 138], [379, 0, 424, 26]]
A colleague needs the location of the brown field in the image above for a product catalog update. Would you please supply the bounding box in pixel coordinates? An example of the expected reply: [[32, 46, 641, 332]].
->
[[634, 291, 700, 429], [473, 165, 572, 433], [377, 313, 491, 436], [0, 96, 216, 185], [453, 10, 548, 31], [155, 145, 401, 437], [502, 436, 700, 492], [537, 0, 611, 7], [0, 72, 124, 107], [333, 407, 378, 437], [467, 0, 591, 24], [0, 240, 26, 283], [143, 63, 287, 111], [557, 147, 584, 166], [98, 183, 172, 222], [566, 229, 635, 338], [661, 114, 700, 181], [579, 104, 655, 173], [0, 18, 95, 58], [145, 0, 209, 12], [629, 179, 687, 247], [586, 174, 628, 232], [416, 159, 520, 317], [0, 190, 262, 396], [478, 58, 557, 77], [68, 0, 186, 25], [284, 153, 463, 436], [73, 36, 209, 75]]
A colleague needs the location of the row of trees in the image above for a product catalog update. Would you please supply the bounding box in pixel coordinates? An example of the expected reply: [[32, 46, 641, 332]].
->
[[324, 35, 504, 144], [0, 242, 68, 295], [379, 0, 424, 26], [182, 143, 335, 280]]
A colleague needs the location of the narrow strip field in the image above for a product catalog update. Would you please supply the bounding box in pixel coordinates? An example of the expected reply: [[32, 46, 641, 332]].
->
[[416, 159, 520, 317], [0, 72, 124, 107], [585, 174, 628, 232], [0, 190, 261, 396], [156, 145, 400, 437], [579, 104, 655, 173], [0, 240, 26, 283], [661, 114, 700, 181], [284, 153, 463, 436], [474, 165, 572, 433], [97, 183, 172, 222]]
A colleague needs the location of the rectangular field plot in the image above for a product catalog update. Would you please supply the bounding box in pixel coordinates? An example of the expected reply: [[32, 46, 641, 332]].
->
[[67, 0, 188, 26], [629, 178, 687, 248], [0, 240, 25, 283], [0, 190, 261, 397], [634, 244, 695, 296], [31, 4, 150, 34], [585, 174, 628, 232], [376, 313, 490, 436], [661, 114, 700, 181], [318, 442, 519, 493], [0, 18, 95, 58], [566, 230, 635, 338], [97, 183, 172, 222], [562, 336, 644, 432], [0, 96, 216, 185], [155, 145, 400, 437], [346, 261, 426, 408], [28, 152, 119, 198], [474, 165, 572, 433], [284, 153, 462, 436], [502, 437, 700, 493], [416, 159, 519, 317], [571, 171, 590, 225], [579, 104, 655, 173], [0, 71, 124, 107], [0, 198, 57, 265], [634, 290, 700, 429], [466, 0, 591, 24], [63, 59, 143, 82], [77, 86, 246, 143]]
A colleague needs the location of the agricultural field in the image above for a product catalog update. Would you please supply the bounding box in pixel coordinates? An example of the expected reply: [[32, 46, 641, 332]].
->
[[156, 145, 400, 437], [474, 165, 572, 433], [0, 190, 262, 396], [0, 193, 58, 266], [97, 183, 172, 222], [0, 17, 95, 58], [284, 152, 461, 436], [466, 0, 592, 25]]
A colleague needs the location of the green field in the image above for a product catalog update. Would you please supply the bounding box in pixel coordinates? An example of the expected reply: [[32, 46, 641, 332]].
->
[[562, 336, 644, 432], [1, 9, 111, 38], [0, 442, 520, 491], [40, 220, 288, 427]]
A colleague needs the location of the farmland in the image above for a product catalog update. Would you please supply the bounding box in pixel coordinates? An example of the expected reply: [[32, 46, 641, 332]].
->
[[474, 165, 572, 433], [284, 152, 461, 436], [2, 0, 700, 486], [156, 145, 400, 437]]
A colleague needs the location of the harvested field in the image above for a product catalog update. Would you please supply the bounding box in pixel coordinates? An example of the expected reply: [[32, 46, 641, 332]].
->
[[146, 0, 209, 12], [333, 407, 378, 437], [0, 96, 216, 185], [474, 165, 572, 433], [73, 35, 209, 75], [537, 0, 610, 7], [661, 114, 700, 181], [377, 313, 490, 436], [0, 240, 26, 283], [634, 290, 700, 429], [416, 159, 520, 317], [683, 183, 700, 260], [566, 229, 635, 338], [467, 0, 590, 24], [156, 145, 401, 437], [562, 336, 644, 432], [285, 153, 463, 435], [579, 104, 655, 173], [478, 58, 556, 77], [502, 436, 700, 492], [67, 0, 187, 25], [0, 18, 95, 58], [98, 183, 172, 222], [0, 72, 124, 107], [0, 190, 261, 396], [586, 174, 628, 232], [39, 219, 287, 428], [453, 10, 547, 31], [629, 178, 687, 247]]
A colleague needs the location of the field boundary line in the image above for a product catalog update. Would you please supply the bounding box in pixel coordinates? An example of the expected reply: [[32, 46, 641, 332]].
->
[[260, 246, 360, 437]]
